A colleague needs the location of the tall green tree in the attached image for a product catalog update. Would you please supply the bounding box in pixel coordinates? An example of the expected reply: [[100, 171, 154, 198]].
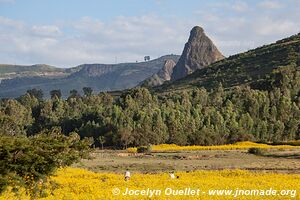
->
[[50, 89, 62, 99], [83, 87, 93, 96]]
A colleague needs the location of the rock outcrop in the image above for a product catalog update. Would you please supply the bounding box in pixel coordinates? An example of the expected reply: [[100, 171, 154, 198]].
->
[[141, 59, 176, 87], [171, 26, 224, 81]]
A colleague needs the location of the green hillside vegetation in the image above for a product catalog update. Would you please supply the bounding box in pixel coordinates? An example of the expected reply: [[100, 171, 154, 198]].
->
[[1, 82, 299, 148], [156, 33, 300, 94]]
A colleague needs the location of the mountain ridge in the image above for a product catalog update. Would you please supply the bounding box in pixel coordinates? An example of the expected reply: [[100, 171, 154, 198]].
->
[[0, 55, 180, 98]]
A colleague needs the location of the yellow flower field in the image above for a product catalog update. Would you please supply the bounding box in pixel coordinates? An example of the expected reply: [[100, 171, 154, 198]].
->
[[1, 168, 299, 200], [127, 141, 300, 152]]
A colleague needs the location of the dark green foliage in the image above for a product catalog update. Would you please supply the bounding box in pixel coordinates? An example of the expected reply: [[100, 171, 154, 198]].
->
[[83, 87, 93, 96], [270, 141, 300, 146], [50, 90, 62, 99], [137, 145, 152, 153], [1, 80, 298, 149], [26, 88, 44, 100], [69, 89, 80, 98], [248, 148, 264, 155], [0, 99, 33, 135], [0, 129, 91, 196]]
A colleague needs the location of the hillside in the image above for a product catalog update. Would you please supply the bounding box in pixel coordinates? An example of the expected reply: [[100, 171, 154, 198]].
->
[[0, 64, 69, 80], [155, 33, 300, 93], [0, 55, 179, 98]]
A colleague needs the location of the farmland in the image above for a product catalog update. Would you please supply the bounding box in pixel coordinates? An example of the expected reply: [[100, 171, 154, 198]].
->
[[1, 167, 299, 200], [1, 142, 300, 199], [77, 145, 300, 174]]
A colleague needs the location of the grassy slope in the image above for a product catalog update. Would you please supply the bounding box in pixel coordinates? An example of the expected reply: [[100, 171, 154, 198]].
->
[[155, 33, 300, 93]]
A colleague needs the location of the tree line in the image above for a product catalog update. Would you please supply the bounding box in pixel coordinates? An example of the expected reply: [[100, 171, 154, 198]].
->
[[1, 66, 299, 148]]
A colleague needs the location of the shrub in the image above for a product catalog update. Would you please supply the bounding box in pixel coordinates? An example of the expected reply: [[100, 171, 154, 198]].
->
[[248, 148, 264, 155], [137, 144, 152, 153], [0, 129, 92, 197]]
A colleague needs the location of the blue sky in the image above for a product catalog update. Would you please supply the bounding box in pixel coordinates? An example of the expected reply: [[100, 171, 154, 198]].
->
[[0, 0, 211, 23], [0, 0, 300, 67]]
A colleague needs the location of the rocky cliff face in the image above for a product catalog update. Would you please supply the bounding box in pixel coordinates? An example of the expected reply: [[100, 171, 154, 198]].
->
[[141, 59, 176, 87], [171, 26, 224, 81]]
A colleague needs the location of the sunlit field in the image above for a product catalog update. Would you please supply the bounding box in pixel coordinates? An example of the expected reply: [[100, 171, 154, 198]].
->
[[1, 167, 299, 200], [128, 141, 300, 152]]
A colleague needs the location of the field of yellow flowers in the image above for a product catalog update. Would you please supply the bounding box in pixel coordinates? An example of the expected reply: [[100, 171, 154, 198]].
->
[[127, 141, 300, 152], [1, 167, 299, 200]]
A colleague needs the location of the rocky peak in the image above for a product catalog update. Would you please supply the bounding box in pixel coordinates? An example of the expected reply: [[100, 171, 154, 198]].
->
[[171, 26, 224, 80], [189, 26, 204, 42]]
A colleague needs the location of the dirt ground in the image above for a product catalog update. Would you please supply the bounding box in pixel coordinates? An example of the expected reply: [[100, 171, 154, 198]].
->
[[73, 148, 300, 174]]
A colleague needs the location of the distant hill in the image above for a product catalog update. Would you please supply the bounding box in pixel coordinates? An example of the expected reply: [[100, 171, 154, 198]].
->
[[0, 55, 179, 98], [0, 64, 69, 80], [155, 33, 300, 94]]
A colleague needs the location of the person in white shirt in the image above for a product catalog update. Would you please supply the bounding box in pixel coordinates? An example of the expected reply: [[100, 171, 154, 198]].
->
[[170, 172, 175, 179], [125, 170, 131, 181]]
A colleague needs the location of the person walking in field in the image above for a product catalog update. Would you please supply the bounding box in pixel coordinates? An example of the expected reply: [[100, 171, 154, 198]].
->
[[125, 170, 131, 181], [170, 172, 175, 179]]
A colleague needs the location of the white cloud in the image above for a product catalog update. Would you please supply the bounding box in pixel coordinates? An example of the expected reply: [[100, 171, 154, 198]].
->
[[67, 15, 191, 64], [72, 16, 104, 34], [255, 18, 297, 36], [206, 1, 250, 13], [0, 16, 23, 29], [31, 25, 62, 37], [231, 1, 249, 12], [0, 15, 192, 67], [258, 1, 283, 9]]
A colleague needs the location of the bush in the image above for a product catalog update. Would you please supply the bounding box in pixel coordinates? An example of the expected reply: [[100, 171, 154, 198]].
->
[[248, 148, 264, 155], [137, 144, 152, 153], [0, 129, 92, 197]]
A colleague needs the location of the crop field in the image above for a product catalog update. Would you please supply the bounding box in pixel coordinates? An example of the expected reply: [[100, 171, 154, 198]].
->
[[1, 168, 299, 200], [1, 142, 300, 199], [76, 142, 300, 174], [128, 141, 300, 152]]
